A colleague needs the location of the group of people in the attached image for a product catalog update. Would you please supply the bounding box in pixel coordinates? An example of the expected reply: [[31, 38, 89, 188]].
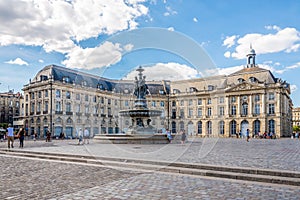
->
[[6, 124, 26, 148], [166, 129, 187, 144], [77, 128, 90, 145]]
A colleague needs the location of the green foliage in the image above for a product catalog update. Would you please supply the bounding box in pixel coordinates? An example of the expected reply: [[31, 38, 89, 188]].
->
[[0, 123, 8, 129], [293, 125, 300, 132]]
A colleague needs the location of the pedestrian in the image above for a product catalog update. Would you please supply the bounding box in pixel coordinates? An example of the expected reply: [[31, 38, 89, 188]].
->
[[166, 129, 172, 143], [83, 128, 90, 144], [78, 128, 83, 145], [181, 130, 186, 144], [246, 129, 250, 142], [6, 124, 14, 148], [46, 130, 51, 142], [34, 133, 37, 141], [18, 127, 25, 148]]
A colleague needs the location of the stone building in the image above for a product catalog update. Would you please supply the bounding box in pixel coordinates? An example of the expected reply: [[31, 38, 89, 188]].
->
[[20, 48, 293, 138], [0, 91, 22, 126], [292, 107, 300, 127]]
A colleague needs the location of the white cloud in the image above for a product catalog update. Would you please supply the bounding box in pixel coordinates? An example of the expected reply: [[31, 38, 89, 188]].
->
[[167, 27, 175, 31], [224, 51, 231, 58], [38, 59, 44, 63], [123, 43, 134, 52], [5, 58, 29, 66], [123, 62, 200, 81], [223, 35, 237, 48], [0, 0, 148, 59], [291, 84, 298, 93], [265, 25, 281, 31], [62, 41, 123, 70], [193, 17, 198, 22], [223, 27, 300, 59], [164, 6, 177, 16]]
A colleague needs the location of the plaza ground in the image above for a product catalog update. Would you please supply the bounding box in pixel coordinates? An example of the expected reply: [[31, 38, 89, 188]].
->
[[0, 137, 299, 199]]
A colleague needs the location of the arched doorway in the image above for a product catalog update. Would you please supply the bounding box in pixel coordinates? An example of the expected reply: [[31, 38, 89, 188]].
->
[[241, 120, 249, 137], [187, 121, 194, 136]]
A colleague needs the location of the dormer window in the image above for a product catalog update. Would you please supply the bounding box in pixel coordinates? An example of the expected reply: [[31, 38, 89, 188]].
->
[[208, 85, 214, 91], [189, 87, 198, 92], [159, 90, 165, 95], [238, 78, 245, 83], [62, 76, 70, 83], [97, 84, 104, 90], [249, 77, 257, 83], [173, 89, 180, 94], [82, 81, 87, 87]]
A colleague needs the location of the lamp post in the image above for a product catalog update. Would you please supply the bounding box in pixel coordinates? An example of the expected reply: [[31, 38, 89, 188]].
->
[[49, 75, 53, 137]]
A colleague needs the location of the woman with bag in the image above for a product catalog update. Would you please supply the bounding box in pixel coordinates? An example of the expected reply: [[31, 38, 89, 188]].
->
[[18, 127, 25, 148]]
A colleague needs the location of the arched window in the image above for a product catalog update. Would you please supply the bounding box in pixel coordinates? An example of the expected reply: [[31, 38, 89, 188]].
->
[[238, 78, 245, 83], [66, 117, 73, 124], [268, 119, 275, 134], [171, 121, 176, 133], [242, 103, 248, 116], [249, 77, 258, 83], [207, 121, 212, 135], [254, 120, 260, 134], [230, 120, 237, 135], [197, 121, 202, 134], [219, 121, 225, 135]]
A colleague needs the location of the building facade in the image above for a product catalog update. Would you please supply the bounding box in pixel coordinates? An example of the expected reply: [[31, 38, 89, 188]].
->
[[19, 48, 293, 138], [0, 91, 22, 126], [292, 107, 300, 127]]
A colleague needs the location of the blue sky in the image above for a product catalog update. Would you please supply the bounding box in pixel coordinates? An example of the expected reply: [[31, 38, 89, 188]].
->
[[0, 0, 300, 106]]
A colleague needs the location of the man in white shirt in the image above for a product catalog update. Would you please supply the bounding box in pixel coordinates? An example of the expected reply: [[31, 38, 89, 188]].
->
[[6, 124, 14, 148], [83, 128, 90, 144]]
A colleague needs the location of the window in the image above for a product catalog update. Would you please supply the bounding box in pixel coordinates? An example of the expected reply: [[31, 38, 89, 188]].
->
[[45, 90, 48, 97], [230, 120, 237, 135], [180, 109, 184, 118], [85, 95, 89, 101], [238, 78, 245, 83], [125, 100, 129, 107], [66, 102, 71, 112], [180, 100, 184, 106], [31, 102, 35, 113], [31, 92, 35, 99], [231, 105, 236, 115], [76, 104, 80, 112], [37, 102, 41, 112], [85, 105, 89, 113], [219, 121, 225, 135], [108, 107, 111, 116], [171, 121, 176, 134], [93, 106, 98, 114], [254, 104, 260, 115], [66, 91, 71, 99], [268, 103, 275, 114], [115, 100, 118, 106], [26, 95, 28, 101], [231, 96, 236, 103], [152, 101, 156, 107], [242, 103, 248, 116], [180, 121, 184, 131], [188, 108, 193, 117], [197, 121, 202, 134], [189, 99, 193, 106], [56, 90, 61, 98], [56, 101, 61, 111], [207, 98, 212, 105], [208, 85, 214, 91], [268, 119, 275, 134], [172, 101, 176, 107], [254, 94, 260, 102], [197, 108, 202, 117], [76, 94, 80, 100], [254, 120, 260, 134], [160, 101, 164, 107], [269, 93, 275, 100], [249, 77, 257, 83], [44, 101, 48, 112], [38, 91, 42, 98], [219, 106, 224, 116], [207, 121, 212, 134], [107, 99, 111, 105], [197, 98, 202, 105], [207, 107, 212, 116], [219, 97, 224, 104], [172, 109, 176, 119]]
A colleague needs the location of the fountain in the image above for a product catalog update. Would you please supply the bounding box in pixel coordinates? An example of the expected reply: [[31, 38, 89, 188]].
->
[[119, 67, 162, 135], [94, 66, 170, 144]]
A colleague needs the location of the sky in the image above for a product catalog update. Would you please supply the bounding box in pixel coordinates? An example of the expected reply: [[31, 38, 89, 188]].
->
[[0, 0, 300, 106]]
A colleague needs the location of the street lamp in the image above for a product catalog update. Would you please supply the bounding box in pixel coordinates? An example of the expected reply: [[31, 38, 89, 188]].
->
[[49, 75, 53, 137]]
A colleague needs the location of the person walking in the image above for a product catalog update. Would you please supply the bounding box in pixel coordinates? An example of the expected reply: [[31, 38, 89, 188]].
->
[[83, 128, 90, 144], [181, 130, 187, 144], [166, 129, 172, 143], [46, 130, 51, 142], [78, 128, 83, 145], [6, 124, 14, 148], [18, 127, 25, 148], [246, 129, 250, 142]]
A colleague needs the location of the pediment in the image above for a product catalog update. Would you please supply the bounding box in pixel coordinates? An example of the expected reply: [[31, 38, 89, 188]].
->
[[225, 82, 264, 92]]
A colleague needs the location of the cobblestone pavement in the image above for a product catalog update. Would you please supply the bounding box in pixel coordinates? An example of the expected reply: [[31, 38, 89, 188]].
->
[[0, 155, 299, 200], [1, 138, 300, 199], [1, 137, 298, 171]]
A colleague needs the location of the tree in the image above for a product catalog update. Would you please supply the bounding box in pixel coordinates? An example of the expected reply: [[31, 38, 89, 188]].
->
[[292, 125, 300, 132]]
